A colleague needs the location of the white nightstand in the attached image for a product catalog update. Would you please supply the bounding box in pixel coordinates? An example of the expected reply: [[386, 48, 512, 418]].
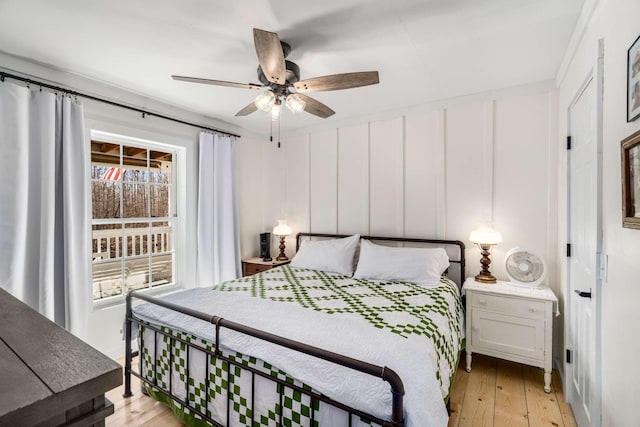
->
[[463, 278, 558, 393]]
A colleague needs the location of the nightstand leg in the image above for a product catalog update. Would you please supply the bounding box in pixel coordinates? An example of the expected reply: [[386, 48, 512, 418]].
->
[[544, 370, 551, 393], [466, 352, 472, 373]]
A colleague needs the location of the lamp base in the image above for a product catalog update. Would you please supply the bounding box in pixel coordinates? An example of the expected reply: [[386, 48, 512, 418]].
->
[[276, 235, 289, 262], [475, 243, 497, 283], [474, 272, 497, 283]]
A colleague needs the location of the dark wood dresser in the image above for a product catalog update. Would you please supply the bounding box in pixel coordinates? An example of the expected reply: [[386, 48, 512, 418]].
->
[[0, 288, 122, 426]]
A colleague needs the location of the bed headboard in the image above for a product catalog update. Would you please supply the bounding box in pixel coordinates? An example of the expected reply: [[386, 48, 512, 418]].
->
[[295, 233, 466, 289]]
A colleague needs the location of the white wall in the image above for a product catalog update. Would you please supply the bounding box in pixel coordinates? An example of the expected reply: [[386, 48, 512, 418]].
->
[[257, 87, 560, 359], [557, 0, 640, 424], [237, 136, 270, 258]]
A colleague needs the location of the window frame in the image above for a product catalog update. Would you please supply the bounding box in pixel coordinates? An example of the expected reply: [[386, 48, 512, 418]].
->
[[90, 130, 185, 307]]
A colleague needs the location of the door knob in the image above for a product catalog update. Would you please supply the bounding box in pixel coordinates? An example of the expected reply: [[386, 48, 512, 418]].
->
[[574, 289, 592, 299]]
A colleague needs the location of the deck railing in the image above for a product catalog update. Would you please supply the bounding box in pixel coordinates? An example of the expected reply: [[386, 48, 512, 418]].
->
[[92, 226, 172, 261], [92, 225, 173, 300]]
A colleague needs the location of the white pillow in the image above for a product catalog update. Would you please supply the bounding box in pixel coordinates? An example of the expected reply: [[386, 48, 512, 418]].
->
[[353, 239, 450, 286], [290, 234, 360, 276]]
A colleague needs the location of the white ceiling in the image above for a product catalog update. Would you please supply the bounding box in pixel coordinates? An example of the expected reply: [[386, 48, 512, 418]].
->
[[0, 0, 584, 135]]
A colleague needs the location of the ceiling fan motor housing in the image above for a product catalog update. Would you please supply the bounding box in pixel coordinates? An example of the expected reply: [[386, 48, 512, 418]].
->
[[257, 60, 300, 86]]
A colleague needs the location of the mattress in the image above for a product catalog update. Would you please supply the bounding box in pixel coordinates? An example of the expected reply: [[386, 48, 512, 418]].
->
[[133, 265, 464, 426]]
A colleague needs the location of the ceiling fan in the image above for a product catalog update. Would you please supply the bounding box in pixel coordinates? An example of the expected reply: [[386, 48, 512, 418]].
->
[[172, 28, 380, 120]]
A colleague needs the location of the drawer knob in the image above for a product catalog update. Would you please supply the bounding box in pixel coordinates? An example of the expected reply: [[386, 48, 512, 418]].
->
[[530, 307, 537, 313], [478, 299, 486, 305], [472, 326, 479, 332]]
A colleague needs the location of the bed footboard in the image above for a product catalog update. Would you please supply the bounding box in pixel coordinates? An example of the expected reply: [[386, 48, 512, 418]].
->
[[123, 290, 405, 427]]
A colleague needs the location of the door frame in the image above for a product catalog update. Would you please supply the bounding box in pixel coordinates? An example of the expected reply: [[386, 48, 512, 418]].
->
[[564, 39, 603, 426]]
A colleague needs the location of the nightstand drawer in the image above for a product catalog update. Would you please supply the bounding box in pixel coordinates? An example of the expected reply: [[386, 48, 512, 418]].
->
[[241, 258, 290, 277], [470, 292, 546, 319], [243, 263, 272, 276]]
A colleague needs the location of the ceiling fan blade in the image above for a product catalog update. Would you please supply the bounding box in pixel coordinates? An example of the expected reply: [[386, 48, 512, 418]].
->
[[172, 75, 263, 90], [235, 102, 258, 117], [294, 71, 379, 93], [296, 94, 335, 118], [253, 28, 286, 85]]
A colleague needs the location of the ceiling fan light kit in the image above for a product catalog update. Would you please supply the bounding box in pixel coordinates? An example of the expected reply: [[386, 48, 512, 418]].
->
[[271, 102, 282, 121], [254, 90, 276, 111], [171, 28, 380, 137], [285, 93, 306, 114]]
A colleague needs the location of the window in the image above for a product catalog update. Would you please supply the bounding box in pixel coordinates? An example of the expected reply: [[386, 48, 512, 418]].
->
[[91, 134, 177, 301]]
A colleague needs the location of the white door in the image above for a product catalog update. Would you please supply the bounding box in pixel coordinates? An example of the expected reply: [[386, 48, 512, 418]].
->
[[566, 45, 602, 427]]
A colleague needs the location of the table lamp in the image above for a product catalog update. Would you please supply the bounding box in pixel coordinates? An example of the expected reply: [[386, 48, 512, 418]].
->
[[469, 226, 502, 283], [272, 220, 292, 261]]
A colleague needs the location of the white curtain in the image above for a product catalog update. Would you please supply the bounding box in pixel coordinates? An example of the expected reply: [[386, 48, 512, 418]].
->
[[0, 82, 89, 337], [197, 131, 241, 285]]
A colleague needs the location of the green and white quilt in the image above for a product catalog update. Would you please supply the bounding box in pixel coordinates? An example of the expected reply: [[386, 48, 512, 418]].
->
[[134, 265, 464, 427]]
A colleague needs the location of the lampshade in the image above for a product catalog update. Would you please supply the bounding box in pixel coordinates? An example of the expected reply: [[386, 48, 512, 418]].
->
[[285, 93, 306, 113], [254, 90, 276, 111], [469, 226, 502, 245], [272, 220, 292, 236], [271, 102, 282, 121]]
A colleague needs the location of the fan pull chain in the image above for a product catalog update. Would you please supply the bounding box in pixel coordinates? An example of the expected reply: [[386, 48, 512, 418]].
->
[[270, 119, 273, 144], [277, 117, 281, 148]]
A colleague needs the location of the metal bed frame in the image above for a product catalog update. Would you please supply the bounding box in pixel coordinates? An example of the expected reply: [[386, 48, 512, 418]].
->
[[123, 233, 465, 427]]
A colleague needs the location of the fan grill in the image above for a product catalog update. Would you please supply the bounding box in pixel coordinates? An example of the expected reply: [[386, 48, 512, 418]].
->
[[505, 248, 546, 287]]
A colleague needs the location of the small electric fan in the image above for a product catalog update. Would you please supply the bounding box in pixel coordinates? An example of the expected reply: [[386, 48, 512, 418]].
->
[[504, 247, 546, 287]]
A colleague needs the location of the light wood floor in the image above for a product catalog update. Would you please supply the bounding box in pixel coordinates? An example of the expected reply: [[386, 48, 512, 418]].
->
[[107, 354, 577, 426], [448, 354, 576, 427]]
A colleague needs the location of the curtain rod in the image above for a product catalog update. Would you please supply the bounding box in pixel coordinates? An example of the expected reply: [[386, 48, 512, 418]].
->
[[0, 71, 240, 138]]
